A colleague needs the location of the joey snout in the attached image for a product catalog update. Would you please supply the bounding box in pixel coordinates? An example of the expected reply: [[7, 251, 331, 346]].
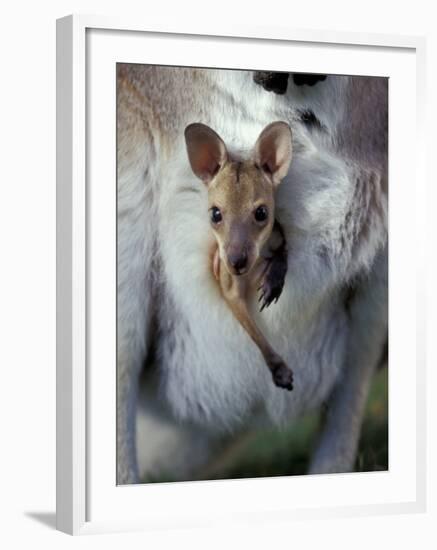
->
[[227, 249, 249, 275], [224, 243, 256, 276]]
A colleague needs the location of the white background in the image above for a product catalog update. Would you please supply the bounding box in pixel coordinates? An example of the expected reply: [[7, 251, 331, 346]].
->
[[0, 0, 435, 548]]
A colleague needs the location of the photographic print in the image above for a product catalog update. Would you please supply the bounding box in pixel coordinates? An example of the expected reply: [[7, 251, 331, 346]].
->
[[116, 64, 388, 485]]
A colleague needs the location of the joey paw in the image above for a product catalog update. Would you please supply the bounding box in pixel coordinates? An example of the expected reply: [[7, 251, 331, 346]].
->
[[258, 257, 287, 312], [270, 360, 294, 391]]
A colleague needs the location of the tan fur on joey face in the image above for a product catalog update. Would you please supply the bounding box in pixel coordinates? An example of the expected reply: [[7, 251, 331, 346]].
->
[[185, 121, 292, 276], [205, 161, 274, 275]]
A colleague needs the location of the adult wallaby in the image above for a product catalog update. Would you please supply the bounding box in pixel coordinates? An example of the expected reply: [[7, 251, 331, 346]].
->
[[117, 66, 387, 484]]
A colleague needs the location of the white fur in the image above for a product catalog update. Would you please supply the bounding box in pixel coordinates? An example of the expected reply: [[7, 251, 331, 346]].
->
[[117, 66, 388, 482]]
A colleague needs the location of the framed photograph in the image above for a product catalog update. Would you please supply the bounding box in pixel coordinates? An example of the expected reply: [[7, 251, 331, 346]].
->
[[56, 14, 426, 535]]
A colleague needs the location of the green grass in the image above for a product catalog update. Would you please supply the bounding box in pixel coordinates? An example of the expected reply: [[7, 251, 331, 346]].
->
[[355, 366, 388, 472]]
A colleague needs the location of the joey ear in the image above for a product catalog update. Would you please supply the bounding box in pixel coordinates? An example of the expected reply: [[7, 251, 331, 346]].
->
[[184, 123, 228, 184], [254, 121, 292, 186]]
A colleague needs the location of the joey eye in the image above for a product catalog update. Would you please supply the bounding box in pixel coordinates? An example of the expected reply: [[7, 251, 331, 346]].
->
[[254, 205, 268, 223], [210, 206, 222, 224]]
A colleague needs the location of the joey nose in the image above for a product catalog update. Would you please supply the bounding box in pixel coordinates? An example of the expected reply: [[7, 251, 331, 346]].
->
[[229, 252, 248, 274]]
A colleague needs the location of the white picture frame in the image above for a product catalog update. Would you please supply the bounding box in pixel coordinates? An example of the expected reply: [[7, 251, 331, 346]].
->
[[56, 14, 427, 535]]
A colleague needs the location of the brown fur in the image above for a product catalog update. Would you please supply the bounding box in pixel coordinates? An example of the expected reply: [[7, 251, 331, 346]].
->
[[207, 161, 275, 275]]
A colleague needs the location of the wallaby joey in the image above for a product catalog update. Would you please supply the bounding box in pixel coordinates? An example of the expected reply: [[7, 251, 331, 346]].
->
[[184, 121, 294, 391]]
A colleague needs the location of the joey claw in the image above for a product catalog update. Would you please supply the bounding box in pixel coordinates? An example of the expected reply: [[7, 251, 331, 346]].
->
[[258, 252, 287, 311], [258, 273, 285, 311], [257, 219, 288, 312]]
